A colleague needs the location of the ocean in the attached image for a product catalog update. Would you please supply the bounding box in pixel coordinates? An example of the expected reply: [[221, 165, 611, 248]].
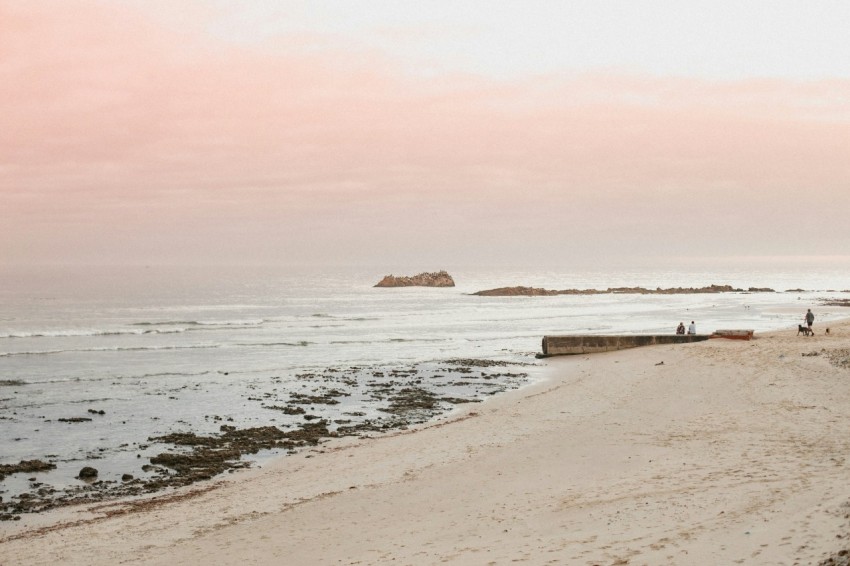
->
[[1, 264, 847, 519]]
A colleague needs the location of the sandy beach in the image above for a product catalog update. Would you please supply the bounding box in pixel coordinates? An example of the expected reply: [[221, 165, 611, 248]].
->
[[3, 321, 850, 565]]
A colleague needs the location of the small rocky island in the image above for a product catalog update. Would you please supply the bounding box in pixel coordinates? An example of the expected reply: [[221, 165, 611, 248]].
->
[[473, 284, 776, 296], [374, 271, 455, 288]]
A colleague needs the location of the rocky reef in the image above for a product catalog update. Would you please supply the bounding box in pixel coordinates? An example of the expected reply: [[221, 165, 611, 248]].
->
[[374, 271, 455, 288], [0, 358, 530, 521], [473, 284, 776, 297]]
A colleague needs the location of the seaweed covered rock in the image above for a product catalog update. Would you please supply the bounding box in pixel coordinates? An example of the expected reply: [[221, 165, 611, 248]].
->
[[0, 460, 56, 481]]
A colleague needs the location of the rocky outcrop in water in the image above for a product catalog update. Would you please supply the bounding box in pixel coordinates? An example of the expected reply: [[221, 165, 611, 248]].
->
[[473, 284, 776, 296], [473, 286, 561, 296], [0, 460, 56, 481], [374, 271, 455, 288]]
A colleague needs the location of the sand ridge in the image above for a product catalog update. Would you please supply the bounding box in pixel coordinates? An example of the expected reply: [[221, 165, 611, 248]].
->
[[2, 321, 850, 565]]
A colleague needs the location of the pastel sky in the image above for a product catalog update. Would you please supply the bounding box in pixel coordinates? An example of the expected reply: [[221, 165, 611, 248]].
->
[[2, 1, 849, 268]]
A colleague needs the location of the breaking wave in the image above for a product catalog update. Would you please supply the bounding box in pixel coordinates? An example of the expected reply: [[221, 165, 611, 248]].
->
[[0, 328, 191, 339], [1, 319, 268, 340], [0, 340, 312, 358], [132, 319, 265, 327]]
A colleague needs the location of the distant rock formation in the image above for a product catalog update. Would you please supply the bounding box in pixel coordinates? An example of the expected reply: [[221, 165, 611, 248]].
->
[[374, 271, 455, 288], [472, 286, 561, 296], [472, 284, 776, 296]]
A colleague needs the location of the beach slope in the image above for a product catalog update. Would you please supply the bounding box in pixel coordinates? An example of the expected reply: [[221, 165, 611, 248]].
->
[[3, 322, 850, 565]]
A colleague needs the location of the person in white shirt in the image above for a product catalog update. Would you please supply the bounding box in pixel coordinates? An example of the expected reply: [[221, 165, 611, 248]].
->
[[687, 321, 696, 335]]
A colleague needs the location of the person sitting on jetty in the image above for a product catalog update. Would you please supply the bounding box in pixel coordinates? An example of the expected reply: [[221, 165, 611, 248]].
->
[[676, 322, 685, 335], [687, 321, 696, 335]]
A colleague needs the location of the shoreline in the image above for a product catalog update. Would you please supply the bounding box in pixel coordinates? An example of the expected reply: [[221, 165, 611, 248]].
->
[[3, 319, 850, 564], [0, 357, 536, 522]]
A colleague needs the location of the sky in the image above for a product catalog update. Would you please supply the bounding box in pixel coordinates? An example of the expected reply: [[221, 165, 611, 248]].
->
[[2, 1, 849, 269]]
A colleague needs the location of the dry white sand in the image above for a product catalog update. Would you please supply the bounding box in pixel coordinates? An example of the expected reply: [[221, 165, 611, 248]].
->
[[3, 322, 850, 565]]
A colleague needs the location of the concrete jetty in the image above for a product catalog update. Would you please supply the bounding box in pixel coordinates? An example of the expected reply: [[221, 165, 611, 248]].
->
[[540, 329, 754, 356], [540, 334, 710, 357]]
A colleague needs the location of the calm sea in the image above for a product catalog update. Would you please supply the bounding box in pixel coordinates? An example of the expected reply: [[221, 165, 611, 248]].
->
[[1, 264, 847, 499]]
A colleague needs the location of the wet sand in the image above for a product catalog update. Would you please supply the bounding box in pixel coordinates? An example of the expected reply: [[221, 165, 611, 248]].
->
[[2, 321, 850, 565]]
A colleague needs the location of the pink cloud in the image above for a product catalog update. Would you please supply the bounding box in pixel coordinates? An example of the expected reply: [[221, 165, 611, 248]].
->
[[1, 1, 849, 266]]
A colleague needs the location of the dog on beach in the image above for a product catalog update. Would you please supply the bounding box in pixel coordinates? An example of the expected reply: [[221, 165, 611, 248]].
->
[[826, 327, 830, 335], [797, 324, 812, 336]]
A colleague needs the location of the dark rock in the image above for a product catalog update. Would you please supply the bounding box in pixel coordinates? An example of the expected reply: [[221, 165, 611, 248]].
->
[[289, 390, 347, 405], [78, 466, 98, 479], [0, 459, 56, 481], [263, 405, 306, 415]]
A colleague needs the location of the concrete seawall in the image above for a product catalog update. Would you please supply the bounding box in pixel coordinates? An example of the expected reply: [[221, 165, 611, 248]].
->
[[540, 334, 711, 357]]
